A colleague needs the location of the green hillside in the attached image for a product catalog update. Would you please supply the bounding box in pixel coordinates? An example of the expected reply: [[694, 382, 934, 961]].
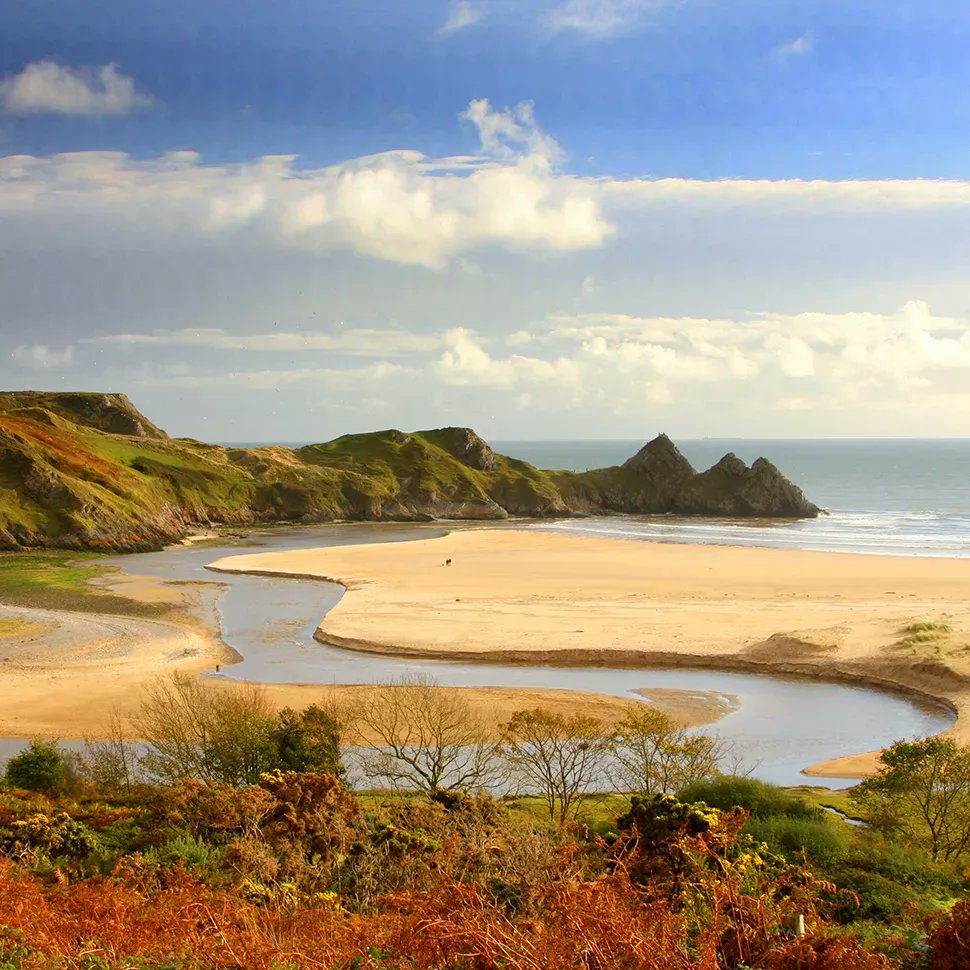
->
[[0, 392, 818, 551]]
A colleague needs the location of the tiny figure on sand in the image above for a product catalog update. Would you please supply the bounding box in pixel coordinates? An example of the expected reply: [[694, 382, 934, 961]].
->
[[445, 558, 452, 566]]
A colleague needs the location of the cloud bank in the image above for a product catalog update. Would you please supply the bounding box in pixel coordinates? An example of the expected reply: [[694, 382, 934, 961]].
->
[[2, 97, 970, 436]]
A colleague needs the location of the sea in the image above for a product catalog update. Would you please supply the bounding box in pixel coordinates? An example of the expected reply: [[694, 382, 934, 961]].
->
[[225, 439, 970, 559], [495, 439, 970, 559]]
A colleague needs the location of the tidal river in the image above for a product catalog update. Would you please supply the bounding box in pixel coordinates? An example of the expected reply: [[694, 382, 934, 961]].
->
[[92, 521, 954, 789]]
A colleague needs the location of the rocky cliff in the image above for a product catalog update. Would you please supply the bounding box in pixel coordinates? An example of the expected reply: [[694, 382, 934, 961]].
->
[[0, 393, 818, 552]]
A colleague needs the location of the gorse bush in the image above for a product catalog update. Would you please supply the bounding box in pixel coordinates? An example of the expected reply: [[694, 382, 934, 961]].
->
[[0, 811, 99, 861]]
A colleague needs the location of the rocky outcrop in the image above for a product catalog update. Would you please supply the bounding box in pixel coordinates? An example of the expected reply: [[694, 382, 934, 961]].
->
[[555, 436, 819, 519], [677, 453, 819, 517], [425, 427, 498, 472]]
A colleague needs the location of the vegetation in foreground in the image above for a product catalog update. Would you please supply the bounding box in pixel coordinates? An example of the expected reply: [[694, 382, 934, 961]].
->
[[0, 677, 968, 968]]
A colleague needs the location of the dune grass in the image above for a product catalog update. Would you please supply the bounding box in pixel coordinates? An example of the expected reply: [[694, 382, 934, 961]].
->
[[898, 620, 954, 649]]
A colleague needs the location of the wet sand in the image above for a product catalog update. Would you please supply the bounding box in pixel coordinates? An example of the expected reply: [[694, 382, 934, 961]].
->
[[0, 599, 232, 739], [210, 529, 970, 776]]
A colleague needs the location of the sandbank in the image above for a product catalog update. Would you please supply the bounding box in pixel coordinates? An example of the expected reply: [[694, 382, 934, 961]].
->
[[210, 529, 970, 776], [0, 555, 724, 742]]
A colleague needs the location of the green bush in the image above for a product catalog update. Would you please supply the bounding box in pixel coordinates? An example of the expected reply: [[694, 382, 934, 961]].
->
[[679, 775, 821, 820], [5, 740, 68, 793], [144, 832, 225, 873], [745, 814, 848, 865]]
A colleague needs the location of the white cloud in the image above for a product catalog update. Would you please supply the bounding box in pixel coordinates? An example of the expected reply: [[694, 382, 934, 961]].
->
[[765, 334, 815, 377], [535, 301, 970, 403], [0, 61, 153, 117], [10, 344, 74, 368], [437, 1, 484, 36], [52, 301, 970, 431], [433, 328, 585, 401], [546, 0, 666, 38], [138, 361, 413, 391], [602, 175, 970, 207], [461, 98, 563, 167], [91, 327, 440, 356], [773, 32, 815, 59], [0, 101, 611, 268]]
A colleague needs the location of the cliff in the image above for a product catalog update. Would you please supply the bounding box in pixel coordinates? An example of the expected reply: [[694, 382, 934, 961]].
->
[[0, 393, 818, 552]]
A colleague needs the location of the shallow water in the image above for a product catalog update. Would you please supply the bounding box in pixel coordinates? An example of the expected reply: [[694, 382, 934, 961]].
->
[[72, 521, 955, 789]]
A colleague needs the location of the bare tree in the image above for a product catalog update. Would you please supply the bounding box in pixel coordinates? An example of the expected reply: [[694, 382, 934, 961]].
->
[[134, 673, 278, 786], [500, 708, 614, 824], [80, 709, 140, 791], [610, 706, 724, 796], [348, 676, 498, 794]]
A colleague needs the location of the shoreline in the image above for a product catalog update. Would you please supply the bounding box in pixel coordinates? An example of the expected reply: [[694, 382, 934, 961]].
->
[[4, 523, 968, 780], [210, 528, 970, 778]]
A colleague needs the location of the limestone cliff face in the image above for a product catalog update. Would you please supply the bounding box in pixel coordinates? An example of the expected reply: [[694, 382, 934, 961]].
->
[[0, 395, 819, 552]]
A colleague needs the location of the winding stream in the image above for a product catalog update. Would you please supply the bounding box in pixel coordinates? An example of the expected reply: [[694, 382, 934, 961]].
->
[[91, 522, 954, 789]]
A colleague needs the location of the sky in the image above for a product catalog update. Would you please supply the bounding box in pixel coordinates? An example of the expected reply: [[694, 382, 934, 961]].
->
[[2, 0, 970, 441]]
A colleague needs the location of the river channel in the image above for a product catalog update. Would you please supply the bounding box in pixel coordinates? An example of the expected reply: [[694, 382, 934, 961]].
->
[[85, 521, 952, 789]]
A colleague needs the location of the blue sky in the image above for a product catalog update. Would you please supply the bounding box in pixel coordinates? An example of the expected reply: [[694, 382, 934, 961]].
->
[[2, 0, 970, 439], [5, 0, 970, 176]]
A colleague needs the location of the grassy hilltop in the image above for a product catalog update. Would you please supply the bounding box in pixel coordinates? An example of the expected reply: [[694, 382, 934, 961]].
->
[[0, 392, 818, 551]]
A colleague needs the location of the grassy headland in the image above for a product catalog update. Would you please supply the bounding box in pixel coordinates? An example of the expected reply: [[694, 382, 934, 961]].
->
[[0, 391, 818, 552]]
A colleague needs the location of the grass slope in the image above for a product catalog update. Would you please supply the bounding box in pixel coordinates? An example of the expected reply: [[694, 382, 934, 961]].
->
[[0, 392, 817, 551], [0, 405, 567, 551]]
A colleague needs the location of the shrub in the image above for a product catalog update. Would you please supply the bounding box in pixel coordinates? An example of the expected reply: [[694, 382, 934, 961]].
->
[[680, 775, 822, 820], [143, 833, 226, 874], [0, 811, 100, 861], [5, 740, 68, 793], [271, 705, 342, 775], [926, 898, 970, 968], [135, 674, 279, 786], [746, 815, 848, 865]]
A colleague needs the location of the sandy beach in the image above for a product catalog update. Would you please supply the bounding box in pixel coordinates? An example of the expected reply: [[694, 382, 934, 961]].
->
[[210, 529, 970, 775], [0, 557, 722, 741], [4, 527, 968, 776], [0, 600, 232, 739]]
